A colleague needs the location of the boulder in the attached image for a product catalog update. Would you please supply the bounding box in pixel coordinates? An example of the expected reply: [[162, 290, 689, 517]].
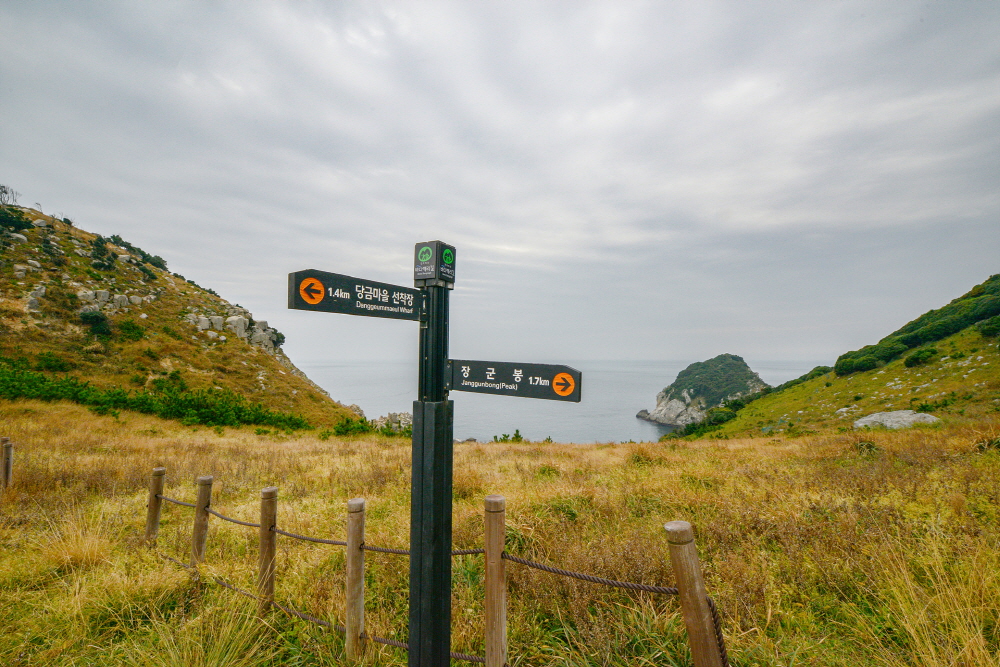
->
[[26, 297, 40, 311], [7, 233, 27, 243], [225, 315, 248, 338], [26, 260, 41, 269], [129, 295, 142, 305], [112, 294, 129, 308], [29, 285, 46, 298], [854, 410, 941, 429], [32, 219, 47, 227], [209, 315, 224, 330], [196, 316, 211, 331], [95, 290, 110, 303], [77, 290, 96, 302]]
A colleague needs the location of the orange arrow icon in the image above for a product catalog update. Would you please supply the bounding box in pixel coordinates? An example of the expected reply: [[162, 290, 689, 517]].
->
[[299, 277, 325, 305], [552, 372, 575, 397]]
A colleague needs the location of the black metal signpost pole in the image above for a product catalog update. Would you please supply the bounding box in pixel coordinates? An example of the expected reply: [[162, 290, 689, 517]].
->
[[410, 241, 456, 667], [288, 242, 578, 667]]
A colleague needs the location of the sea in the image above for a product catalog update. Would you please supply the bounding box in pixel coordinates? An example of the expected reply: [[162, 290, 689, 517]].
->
[[297, 359, 827, 444]]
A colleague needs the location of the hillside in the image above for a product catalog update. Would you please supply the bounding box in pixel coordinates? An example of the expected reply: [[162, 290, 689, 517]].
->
[[0, 206, 357, 430], [700, 275, 1000, 438]]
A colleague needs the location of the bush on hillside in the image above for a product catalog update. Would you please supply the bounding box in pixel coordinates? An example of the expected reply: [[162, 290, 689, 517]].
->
[[80, 311, 111, 338], [117, 319, 145, 342], [0, 205, 31, 233], [978, 315, 1000, 338], [904, 348, 937, 367]]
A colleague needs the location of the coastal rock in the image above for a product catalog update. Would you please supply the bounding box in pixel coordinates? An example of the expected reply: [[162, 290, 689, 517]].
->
[[638, 354, 768, 427], [372, 411, 412, 432], [854, 410, 941, 429]]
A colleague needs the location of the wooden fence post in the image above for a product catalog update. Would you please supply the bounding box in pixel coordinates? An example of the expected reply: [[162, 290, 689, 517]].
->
[[485, 494, 507, 667], [190, 475, 213, 566], [664, 521, 724, 667], [144, 467, 166, 545], [258, 486, 278, 615], [346, 497, 366, 660], [1, 439, 12, 491]]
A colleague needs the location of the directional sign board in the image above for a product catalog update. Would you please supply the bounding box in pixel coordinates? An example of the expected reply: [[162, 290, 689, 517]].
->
[[448, 359, 581, 402], [288, 269, 422, 321]]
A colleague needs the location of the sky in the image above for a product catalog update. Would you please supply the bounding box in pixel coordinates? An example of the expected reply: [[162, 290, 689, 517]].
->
[[2, 1, 998, 374]]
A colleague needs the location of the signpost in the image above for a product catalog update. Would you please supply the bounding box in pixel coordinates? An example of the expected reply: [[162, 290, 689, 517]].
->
[[449, 360, 581, 402], [288, 241, 580, 667]]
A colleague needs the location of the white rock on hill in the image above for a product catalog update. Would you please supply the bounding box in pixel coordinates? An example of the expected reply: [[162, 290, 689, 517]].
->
[[854, 410, 941, 429], [642, 388, 707, 426]]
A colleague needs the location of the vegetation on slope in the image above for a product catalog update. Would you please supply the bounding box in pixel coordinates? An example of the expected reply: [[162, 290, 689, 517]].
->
[[834, 274, 1000, 375], [659, 353, 768, 408], [0, 206, 359, 430], [715, 327, 1000, 437], [2, 401, 999, 665]]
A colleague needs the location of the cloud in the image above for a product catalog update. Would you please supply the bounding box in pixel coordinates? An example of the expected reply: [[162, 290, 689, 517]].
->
[[1, 0, 998, 371]]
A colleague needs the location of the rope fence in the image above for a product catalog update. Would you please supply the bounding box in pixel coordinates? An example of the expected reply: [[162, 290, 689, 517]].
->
[[138, 465, 731, 666]]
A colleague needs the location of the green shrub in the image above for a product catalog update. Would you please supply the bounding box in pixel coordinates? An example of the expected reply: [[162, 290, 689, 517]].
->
[[332, 416, 372, 436], [904, 348, 937, 367], [0, 205, 31, 232], [80, 311, 111, 338], [117, 319, 145, 342], [0, 357, 309, 429], [978, 315, 1000, 338], [34, 352, 74, 372]]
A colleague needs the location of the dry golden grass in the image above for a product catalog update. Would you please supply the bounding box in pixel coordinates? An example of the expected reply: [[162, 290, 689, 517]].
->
[[2, 399, 1000, 665]]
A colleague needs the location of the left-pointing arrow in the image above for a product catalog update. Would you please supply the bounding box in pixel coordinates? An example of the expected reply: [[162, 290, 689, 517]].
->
[[299, 277, 325, 305]]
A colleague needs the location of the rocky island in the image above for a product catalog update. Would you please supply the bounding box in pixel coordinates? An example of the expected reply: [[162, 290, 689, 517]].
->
[[637, 353, 769, 426]]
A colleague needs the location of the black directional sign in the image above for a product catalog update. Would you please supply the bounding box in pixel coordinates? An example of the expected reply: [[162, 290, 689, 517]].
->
[[288, 269, 422, 321], [448, 359, 581, 402]]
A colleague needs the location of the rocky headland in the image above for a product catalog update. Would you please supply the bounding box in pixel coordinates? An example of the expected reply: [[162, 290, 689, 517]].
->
[[637, 353, 769, 426]]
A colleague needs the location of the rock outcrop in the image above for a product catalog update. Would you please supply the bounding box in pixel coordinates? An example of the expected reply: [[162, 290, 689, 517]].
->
[[854, 410, 941, 429], [638, 353, 768, 426]]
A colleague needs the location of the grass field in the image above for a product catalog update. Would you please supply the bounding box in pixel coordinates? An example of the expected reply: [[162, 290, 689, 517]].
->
[[2, 400, 1000, 666]]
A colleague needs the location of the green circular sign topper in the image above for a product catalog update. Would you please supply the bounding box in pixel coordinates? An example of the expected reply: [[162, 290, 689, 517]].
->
[[418, 246, 433, 262], [442, 248, 454, 265]]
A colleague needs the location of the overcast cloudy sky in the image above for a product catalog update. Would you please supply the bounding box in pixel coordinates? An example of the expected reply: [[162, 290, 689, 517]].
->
[[2, 1, 998, 372]]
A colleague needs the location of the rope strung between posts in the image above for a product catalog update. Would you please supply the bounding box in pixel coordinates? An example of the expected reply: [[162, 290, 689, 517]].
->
[[501, 552, 729, 666], [156, 494, 196, 508], [707, 596, 730, 667], [272, 526, 348, 546], [205, 507, 261, 528], [501, 552, 680, 595], [199, 562, 487, 664]]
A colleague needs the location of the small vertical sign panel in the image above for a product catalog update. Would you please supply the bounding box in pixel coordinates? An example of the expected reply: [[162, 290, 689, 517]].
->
[[414, 240, 456, 286]]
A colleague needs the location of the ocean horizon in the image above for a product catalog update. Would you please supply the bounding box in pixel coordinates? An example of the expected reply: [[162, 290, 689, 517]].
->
[[296, 359, 828, 444]]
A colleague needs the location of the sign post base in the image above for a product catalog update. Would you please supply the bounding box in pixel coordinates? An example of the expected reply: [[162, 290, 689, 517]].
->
[[409, 399, 454, 667]]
